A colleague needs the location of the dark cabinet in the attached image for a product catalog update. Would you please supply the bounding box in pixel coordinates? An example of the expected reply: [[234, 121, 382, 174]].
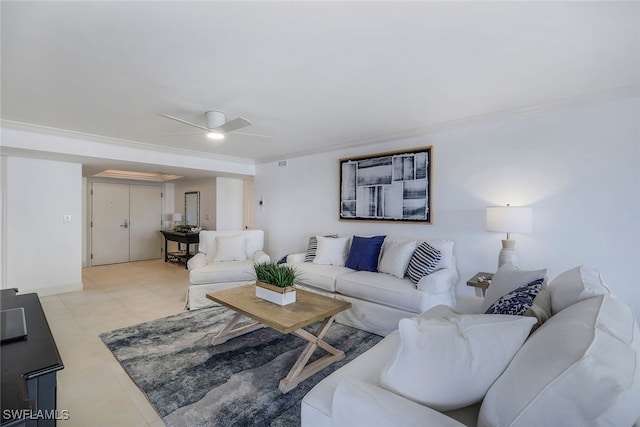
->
[[1, 289, 64, 426]]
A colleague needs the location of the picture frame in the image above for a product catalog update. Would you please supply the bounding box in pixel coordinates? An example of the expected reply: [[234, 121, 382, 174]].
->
[[339, 146, 432, 223]]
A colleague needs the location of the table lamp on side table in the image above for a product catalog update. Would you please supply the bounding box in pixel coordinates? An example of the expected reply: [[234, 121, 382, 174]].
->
[[486, 204, 532, 268], [172, 213, 183, 230]]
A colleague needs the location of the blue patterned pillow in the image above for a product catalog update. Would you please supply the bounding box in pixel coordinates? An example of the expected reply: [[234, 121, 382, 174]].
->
[[485, 278, 545, 315], [406, 242, 442, 284]]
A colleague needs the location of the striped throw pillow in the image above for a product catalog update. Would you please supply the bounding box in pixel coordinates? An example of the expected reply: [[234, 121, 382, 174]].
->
[[406, 242, 442, 284]]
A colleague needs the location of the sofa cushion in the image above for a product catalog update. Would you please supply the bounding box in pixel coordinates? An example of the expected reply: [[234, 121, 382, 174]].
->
[[294, 262, 354, 293], [332, 379, 468, 427], [313, 236, 350, 266], [406, 242, 441, 284], [336, 271, 425, 313], [378, 239, 416, 279], [189, 260, 255, 285], [478, 295, 640, 427], [481, 263, 547, 313], [484, 278, 544, 315], [380, 306, 536, 411], [548, 265, 611, 315], [345, 235, 386, 272], [212, 235, 247, 262], [524, 283, 552, 328]]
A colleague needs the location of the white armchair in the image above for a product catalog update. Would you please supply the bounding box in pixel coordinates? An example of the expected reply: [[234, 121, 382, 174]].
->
[[185, 230, 270, 309]]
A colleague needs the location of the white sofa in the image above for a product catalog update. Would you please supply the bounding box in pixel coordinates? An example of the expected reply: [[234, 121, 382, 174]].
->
[[286, 235, 459, 336], [301, 265, 640, 427], [185, 229, 270, 309]]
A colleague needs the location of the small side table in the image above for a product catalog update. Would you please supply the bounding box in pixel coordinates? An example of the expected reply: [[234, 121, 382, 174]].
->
[[467, 272, 494, 297], [160, 230, 200, 269]]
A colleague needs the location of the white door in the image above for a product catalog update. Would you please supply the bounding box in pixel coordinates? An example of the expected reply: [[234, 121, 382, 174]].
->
[[91, 182, 130, 265], [130, 185, 162, 261], [91, 182, 163, 265]]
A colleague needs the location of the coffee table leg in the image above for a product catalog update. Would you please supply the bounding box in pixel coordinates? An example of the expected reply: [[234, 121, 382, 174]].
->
[[212, 312, 265, 345], [278, 314, 345, 393]]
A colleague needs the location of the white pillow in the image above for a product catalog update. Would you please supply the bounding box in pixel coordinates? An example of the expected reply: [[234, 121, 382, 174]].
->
[[212, 235, 247, 262], [481, 263, 547, 313], [548, 265, 611, 315], [378, 239, 417, 279], [380, 306, 536, 411], [312, 236, 350, 266], [423, 239, 454, 270], [478, 295, 640, 427]]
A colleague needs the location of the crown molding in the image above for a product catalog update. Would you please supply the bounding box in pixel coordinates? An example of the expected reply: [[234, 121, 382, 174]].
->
[[0, 120, 256, 166], [254, 84, 640, 164]]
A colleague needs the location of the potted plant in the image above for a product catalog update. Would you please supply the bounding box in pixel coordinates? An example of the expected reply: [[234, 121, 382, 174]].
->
[[254, 263, 298, 305]]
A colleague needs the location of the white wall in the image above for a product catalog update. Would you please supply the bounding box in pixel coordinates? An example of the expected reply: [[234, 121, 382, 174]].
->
[[216, 177, 244, 230], [174, 178, 217, 231], [3, 157, 83, 295], [255, 96, 640, 318]]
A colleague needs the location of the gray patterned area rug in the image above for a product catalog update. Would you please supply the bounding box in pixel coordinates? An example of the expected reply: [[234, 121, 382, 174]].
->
[[100, 306, 382, 427]]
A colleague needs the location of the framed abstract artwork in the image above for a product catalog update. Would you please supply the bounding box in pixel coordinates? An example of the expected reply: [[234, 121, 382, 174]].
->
[[339, 146, 432, 223]]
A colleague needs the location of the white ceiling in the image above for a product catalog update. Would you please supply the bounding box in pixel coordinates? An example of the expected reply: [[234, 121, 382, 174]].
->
[[2, 1, 639, 174]]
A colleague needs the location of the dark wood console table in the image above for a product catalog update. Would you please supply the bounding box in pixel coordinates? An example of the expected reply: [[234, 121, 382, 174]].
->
[[160, 230, 200, 269], [1, 289, 64, 427]]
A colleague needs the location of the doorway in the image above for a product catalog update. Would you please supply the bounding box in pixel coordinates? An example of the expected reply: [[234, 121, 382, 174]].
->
[[91, 182, 162, 266]]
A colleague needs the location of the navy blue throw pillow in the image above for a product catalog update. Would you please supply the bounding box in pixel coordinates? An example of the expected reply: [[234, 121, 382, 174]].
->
[[485, 278, 545, 315], [345, 235, 386, 272]]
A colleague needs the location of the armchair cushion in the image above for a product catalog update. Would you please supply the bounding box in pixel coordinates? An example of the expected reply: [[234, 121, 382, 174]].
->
[[212, 235, 247, 262]]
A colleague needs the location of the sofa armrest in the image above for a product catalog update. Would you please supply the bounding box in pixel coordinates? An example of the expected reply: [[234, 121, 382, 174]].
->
[[252, 250, 271, 265], [286, 252, 306, 264], [416, 266, 459, 294], [187, 252, 208, 271], [332, 379, 466, 427]]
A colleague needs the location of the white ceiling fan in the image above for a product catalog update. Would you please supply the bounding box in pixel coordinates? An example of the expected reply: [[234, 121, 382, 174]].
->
[[159, 111, 269, 141]]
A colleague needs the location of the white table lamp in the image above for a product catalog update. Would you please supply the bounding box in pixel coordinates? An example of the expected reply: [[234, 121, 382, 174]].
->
[[172, 213, 183, 226], [486, 204, 532, 267]]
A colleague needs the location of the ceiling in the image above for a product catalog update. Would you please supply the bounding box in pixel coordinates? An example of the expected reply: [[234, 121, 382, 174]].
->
[[1, 1, 639, 177]]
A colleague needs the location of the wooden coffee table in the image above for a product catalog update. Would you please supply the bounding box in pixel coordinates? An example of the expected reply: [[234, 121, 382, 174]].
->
[[206, 285, 351, 393]]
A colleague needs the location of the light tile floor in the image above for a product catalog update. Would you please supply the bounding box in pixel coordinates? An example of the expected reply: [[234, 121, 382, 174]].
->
[[40, 259, 191, 427]]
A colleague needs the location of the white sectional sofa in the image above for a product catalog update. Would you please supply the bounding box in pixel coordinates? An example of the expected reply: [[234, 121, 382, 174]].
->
[[286, 235, 459, 336], [185, 229, 270, 309], [301, 265, 640, 427]]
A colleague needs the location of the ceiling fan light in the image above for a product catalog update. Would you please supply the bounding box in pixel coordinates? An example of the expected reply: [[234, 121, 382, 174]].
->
[[207, 131, 225, 140]]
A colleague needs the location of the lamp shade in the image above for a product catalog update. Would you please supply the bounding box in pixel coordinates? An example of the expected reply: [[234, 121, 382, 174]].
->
[[172, 213, 183, 222], [486, 206, 532, 234]]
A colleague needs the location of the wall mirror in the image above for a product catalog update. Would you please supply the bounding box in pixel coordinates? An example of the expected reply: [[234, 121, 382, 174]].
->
[[184, 191, 200, 227]]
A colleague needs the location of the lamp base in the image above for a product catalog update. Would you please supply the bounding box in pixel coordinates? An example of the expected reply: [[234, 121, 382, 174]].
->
[[498, 239, 519, 267]]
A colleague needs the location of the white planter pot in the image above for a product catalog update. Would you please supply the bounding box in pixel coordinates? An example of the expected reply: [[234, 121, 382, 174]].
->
[[255, 282, 296, 306]]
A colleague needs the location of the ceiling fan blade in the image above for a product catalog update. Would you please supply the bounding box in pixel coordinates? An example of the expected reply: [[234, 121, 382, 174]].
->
[[159, 114, 211, 132], [218, 117, 252, 133], [232, 131, 272, 141]]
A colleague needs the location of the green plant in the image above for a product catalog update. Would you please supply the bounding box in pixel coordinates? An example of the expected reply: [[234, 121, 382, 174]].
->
[[174, 224, 191, 232], [254, 263, 298, 288]]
